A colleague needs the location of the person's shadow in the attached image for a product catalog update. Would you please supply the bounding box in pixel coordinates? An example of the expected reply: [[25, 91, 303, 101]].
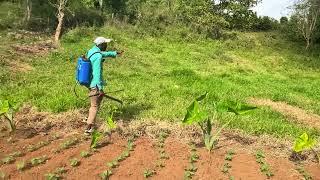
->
[[114, 102, 153, 123]]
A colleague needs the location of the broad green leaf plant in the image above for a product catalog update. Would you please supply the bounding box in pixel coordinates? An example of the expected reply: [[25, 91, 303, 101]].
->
[[293, 132, 319, 164], [183, 93, 257, 152], [0, 100, 18, 132]]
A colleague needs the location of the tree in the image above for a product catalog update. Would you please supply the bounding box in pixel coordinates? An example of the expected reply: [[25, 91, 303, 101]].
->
[[25, 0, 32, 22], [280, 16, 289, 24], [213, 0, 261, 30], [293, 0, 320, 49], [50, 0, 69, 47]]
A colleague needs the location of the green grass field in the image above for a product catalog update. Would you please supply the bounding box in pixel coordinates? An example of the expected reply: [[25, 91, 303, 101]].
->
[[1, 25, 320, 138]]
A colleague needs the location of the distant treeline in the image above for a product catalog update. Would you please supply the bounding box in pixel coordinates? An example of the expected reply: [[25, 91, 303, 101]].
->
[[1, 0, 320, 49]]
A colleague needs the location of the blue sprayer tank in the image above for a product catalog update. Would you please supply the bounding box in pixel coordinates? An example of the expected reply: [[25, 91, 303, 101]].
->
[[76, 56, 91, 87]]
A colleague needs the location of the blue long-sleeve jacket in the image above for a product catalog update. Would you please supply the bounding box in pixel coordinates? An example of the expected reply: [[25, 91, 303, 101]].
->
[[87, 45, 117, 90]]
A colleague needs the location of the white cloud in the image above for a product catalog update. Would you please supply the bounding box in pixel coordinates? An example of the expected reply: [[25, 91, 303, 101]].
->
[[252, 0, 295, 20]]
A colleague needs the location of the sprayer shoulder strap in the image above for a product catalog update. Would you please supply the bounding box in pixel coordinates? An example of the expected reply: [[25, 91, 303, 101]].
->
[[87, 51, 102, 61]]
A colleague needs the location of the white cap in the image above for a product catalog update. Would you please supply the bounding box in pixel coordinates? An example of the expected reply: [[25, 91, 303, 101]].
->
[[94, 37, 112, 45]]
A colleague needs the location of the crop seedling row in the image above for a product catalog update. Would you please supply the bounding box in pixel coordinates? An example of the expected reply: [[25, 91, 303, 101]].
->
[[53, 137, 80, 153], [156, 131, 169, 169], [221, 149, 236, 180], [15, 155, 48, 171], [255, 150, 274, 178], [184, 144, 199, 179], [102, 138, 136, 179]]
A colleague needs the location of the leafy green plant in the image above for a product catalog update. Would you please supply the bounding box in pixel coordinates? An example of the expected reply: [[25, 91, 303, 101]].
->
[[80, 151, 92, 158], [55, 167, 67, 174], [70, 158, 80, 167], [225, 150, 235, 161], [183, 93, 257, 152], [293, 132, 319, 163], [0, 100, 18, 132], [54, 138, 79, 153], [100, 170, 112, 180], [143, 169, 155, 178], [31, 156, 48, 166], [45, 173, 60, 180], [90, 130, 102, 149]]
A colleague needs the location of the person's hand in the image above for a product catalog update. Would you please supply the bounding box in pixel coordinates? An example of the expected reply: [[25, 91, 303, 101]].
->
[[99, 90, 105, 97], [117, 50, 124, 56]]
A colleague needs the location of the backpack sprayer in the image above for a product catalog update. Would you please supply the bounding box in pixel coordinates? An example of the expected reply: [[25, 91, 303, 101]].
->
[[75, 52, 123, 105]]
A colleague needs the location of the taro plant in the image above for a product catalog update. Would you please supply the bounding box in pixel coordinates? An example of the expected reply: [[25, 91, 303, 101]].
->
[[293, 132, 319, 163], [182, 92, 256, 152], [0, 100, 18, 132], [90, 130, 102, 149]]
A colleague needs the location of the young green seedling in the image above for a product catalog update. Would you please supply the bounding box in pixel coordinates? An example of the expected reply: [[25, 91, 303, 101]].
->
[[100, 170, 113, 180], [28, 141, 50, 152], [55, 167, 67, 174], [222, 162, 232, 174], [31, 156, 48, 166], [53, 138, 79, 153], [80, 151, 92, 158], [45, 173, 60, 180], [107, 160, 119, 168], [143, 169, 155, 178], [70, 158, 80, 167], [225, 150, 236, 161]]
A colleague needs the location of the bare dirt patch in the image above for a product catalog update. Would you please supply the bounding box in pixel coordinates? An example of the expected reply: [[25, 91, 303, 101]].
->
[[248, 98, 320, 129]]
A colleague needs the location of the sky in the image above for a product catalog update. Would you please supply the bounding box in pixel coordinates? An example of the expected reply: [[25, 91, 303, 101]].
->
[[252, 0, 295, 20]]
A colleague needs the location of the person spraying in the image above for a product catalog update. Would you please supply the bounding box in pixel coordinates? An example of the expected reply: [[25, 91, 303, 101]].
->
[[84, 37, 123, 134]]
